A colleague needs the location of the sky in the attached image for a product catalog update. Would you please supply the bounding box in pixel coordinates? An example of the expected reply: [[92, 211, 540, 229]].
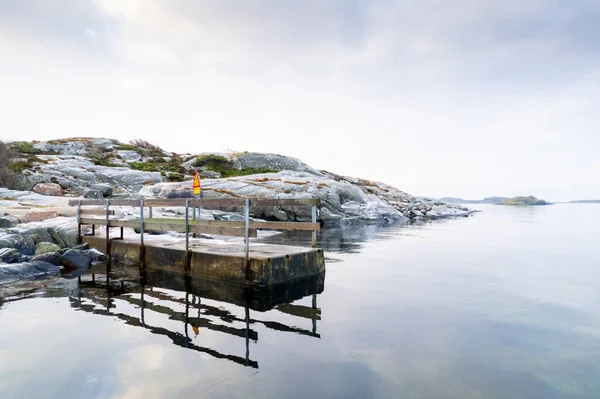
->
[[1, 0, 599, 201]]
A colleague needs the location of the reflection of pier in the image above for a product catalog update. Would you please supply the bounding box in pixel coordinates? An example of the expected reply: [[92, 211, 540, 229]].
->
[[70, 270, 324, 369]]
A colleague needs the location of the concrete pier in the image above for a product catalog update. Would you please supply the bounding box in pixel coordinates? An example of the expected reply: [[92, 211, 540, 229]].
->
[[83, 235, 325, 286]]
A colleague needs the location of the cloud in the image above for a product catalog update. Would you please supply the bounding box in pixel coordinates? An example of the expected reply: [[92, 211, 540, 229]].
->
[[0, 0, 599, 200]]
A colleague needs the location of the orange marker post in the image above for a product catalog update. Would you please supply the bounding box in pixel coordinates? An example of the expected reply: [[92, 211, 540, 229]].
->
[[193, 172, 201, 196]]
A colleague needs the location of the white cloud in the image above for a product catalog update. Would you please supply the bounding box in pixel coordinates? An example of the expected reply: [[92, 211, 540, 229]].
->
[[0, 0, 599, 200]]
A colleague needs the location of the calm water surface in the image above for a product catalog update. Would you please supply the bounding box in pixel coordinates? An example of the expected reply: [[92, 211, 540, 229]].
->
[[1, 204, 600, 398]]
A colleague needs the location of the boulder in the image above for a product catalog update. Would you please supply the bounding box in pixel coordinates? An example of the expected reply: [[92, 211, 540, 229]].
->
[[84, 189, 104, 199], [91, 138, 115, 149], [61, 249, 91, 269], [32, 183, 63, 196], [200, 170, 221, 179], [35, 242, 61, 255], [0, 234, 36, 255], [31, 252, 62, 266], [0, 248, 20, 263], [0, 215, 19, 228], [117, 150, 142, 161], [90, 183, 113, 197], [22, 211, 59, 223]]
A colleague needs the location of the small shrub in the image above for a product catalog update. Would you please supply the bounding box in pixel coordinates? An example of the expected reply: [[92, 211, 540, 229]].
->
[[90, 155, 119, 167], [129, 162, 158, 172], [0, 141, 19, 189], [8, 161, 31, 173], [115, 143, 145, 155], [9, 141, 41, 154], [193, 154, 230, 167], [166, 173, 184, 182]]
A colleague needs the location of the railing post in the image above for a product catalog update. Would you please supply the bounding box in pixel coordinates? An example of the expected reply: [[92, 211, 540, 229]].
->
[[139, 199, 144, 246], [139, 199, 145, 274], [244, 199, 250, 265], [185, 199, 190, 253], [311, 205, 317, 248], [149, 206, 152, 219], [105, 199, 110, 256], [77, 200, 81, 245]]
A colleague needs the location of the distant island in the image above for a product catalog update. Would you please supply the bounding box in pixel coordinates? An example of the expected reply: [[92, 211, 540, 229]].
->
[[439, 196, 551, 206], [569, 200, 600, 204], [498, 196, 551, 206], [439, 197, 508, 205]]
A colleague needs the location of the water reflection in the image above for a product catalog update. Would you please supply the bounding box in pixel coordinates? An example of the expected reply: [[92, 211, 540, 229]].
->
[[259, 223, 410, 254], [69, 269, 324, 370]]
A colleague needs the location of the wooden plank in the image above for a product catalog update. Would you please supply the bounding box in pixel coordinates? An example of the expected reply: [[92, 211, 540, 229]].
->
[[81, 209, 115, 216], [79, 217, 256, 237], [145, 221, 256, 238], [250, 221, 320, 231], [69, 197, 320, 208], [251, 198, 320, 207]]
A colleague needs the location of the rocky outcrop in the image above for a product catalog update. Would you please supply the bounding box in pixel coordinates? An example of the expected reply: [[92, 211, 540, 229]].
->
[[6, 137, 475, 224], [140, 170, 473, 225], [232, 152, 323, 176]]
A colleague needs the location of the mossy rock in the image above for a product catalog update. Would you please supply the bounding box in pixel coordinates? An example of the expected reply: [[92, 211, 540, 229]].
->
[[35, 242, 61, 255]]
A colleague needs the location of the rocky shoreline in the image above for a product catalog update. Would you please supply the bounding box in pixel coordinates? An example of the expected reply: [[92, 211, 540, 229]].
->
[[6, 137, 475, 224], [1, 137, 477, 287]]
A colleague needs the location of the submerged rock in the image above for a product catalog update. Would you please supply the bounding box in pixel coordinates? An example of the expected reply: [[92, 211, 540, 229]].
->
[[61, 249, 91, 269], [0, 261, 61, 284], [31, 252, 62, 266]]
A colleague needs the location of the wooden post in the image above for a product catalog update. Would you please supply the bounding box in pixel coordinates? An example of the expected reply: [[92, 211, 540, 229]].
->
[[311, 205, 317, 247]]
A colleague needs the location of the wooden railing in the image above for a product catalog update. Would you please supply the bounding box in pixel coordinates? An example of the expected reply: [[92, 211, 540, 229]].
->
[[68, 198, 321, 265]]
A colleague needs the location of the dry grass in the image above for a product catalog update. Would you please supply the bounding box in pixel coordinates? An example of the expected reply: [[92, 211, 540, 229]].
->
[[129, 139, 163, 153]]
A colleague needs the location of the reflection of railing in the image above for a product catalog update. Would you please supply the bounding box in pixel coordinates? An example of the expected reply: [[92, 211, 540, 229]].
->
[[69, 198, 321, 267], [70, 270, 324, 369]]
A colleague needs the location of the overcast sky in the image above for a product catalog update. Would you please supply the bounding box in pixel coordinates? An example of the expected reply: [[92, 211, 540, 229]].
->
[[1, 1, 598, 201]]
